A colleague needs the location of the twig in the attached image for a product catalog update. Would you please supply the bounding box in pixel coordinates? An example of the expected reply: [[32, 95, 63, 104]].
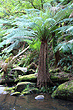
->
[[1, 46, 30, 72], [0, 69, 3, 72], [10, 46, 29, 63]]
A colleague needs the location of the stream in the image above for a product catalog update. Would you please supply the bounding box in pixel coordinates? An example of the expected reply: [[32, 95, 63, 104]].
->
[[0, 86, 73, 110]]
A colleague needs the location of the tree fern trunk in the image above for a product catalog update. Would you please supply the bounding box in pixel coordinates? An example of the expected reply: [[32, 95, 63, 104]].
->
[[37, 40, 49, 88]]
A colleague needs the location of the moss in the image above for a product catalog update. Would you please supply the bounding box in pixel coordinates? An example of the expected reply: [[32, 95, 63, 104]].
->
[[21, 87, 30, 95], [49, 69, 56, 73], [49, 68, 60, 73], [30, 88, 39, 93], [21, 91, 30, 95], [21, 88, 39, 95], [50, 73, 69, 82], [51, 76, 59, 80], [17, 82, 35, 86], [11, 92, 20, 96], [58, 80, 73, 92], [51, 80, 73, 101], [15, 74, 37, 82], [11, 90, 15, 93], [15, 82, 35, 92], [58, 83, 65, 90], [1, 72, 4, 77], [63, 66, 70, 72], [4, 87, 15, 91], [51, 90, 57, 98]]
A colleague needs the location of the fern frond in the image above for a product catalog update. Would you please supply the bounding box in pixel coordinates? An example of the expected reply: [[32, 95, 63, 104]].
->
[[55, 39, 73, 54], [66, 26, 73, 35], [58, 18, 73, 24], [54, 25, 72, 32], [54, 4, 73, 21], [2, 40, 19, 53]]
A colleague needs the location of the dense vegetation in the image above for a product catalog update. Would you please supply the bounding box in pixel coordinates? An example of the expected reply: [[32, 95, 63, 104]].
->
[[0, 0, 73, 89]]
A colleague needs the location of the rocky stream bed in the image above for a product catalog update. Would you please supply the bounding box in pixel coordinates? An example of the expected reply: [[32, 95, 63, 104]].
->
[[0, 67, 73, 101]]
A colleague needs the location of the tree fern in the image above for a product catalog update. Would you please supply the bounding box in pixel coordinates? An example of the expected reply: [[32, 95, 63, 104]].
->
[[0, 3, 73, 53]]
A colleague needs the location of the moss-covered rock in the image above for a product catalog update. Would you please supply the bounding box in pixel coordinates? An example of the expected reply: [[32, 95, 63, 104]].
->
[[51, 80, 73, 101], [49, 68, 60, 73], [21, 88, 39, 95], [9, 67, 27, 75], [11, 90, 15, 93], [4, 86, 15, 92], [15, 74, 37, 82], [50, 72, 70, 82], [15, 71, 70, 83], [0, 78, 14, 85], [4, 86, 16, 94], [15, 82, 35, 92], [8, 67, 27, 80], [10, 92, 20, 96]]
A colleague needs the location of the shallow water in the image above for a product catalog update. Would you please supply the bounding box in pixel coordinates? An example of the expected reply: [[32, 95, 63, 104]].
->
[[0, 85, 8, 94], [0, 93, 73, 110]]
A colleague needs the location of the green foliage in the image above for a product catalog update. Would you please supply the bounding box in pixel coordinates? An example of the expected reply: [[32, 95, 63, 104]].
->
[[0, 0, 73, 71], [0, 1, 72, 53], [0, 0, 32, 18], [54, 40, 73, 68], [0, 15, 35, 53], [49, 86, 57, 93], [57, 56, 72, 67], [61, 0, 73, 5], [54, 4, 73, 21], [63, 66, 71, 72], [55, 40, 73, 54], [40, 87, 49, 93]]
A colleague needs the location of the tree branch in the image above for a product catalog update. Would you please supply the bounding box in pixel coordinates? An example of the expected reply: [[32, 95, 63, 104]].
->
[[29, 1, 37, 9], [1, 46, 30, 72], [10, 46, 29, 63]]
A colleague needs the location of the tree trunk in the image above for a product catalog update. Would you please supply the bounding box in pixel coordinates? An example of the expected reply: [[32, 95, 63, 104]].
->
[[37, 40, 50, 88]]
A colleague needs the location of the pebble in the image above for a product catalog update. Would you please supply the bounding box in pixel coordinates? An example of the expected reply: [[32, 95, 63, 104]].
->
[[35, 95, 44, 100]]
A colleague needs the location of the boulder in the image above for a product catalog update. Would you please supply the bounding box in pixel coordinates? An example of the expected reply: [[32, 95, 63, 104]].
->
[[15, 82, 35, 92], [51, 80, 73, 101], [9, 67, 27, 77]]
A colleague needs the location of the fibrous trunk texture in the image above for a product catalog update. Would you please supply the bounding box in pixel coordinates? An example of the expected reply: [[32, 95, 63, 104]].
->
[[37, 40, 50, 88]]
